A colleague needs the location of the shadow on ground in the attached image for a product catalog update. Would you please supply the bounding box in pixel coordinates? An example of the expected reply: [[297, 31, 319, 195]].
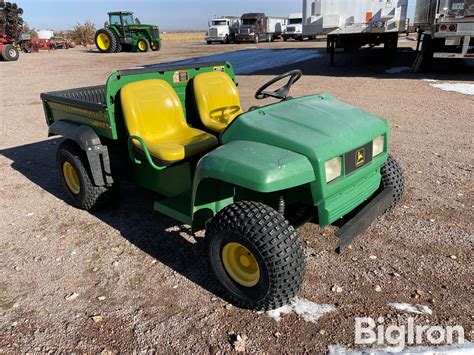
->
[[150, 46, 474, 81], [1, 138, 225, 301]]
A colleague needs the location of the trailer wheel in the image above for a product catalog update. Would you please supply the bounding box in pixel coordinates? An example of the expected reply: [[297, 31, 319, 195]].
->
[[57, 140, 116, 211], [207, 201, 305, 311], [137, 38, 150, 52], [95, 28, 117, 53], [1, 44, 19, 61], [380, 155, 405, 212]]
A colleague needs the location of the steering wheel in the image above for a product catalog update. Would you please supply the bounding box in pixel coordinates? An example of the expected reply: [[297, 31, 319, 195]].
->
[[255, 70, 302, 100]]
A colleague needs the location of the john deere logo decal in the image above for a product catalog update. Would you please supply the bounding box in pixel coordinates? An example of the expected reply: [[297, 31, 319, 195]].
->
[[356, 148, 365, 167]]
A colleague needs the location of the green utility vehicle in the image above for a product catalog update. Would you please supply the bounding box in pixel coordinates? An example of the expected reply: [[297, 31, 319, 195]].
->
[[95, 11, 161, 53], [41, 62, 404, 310]]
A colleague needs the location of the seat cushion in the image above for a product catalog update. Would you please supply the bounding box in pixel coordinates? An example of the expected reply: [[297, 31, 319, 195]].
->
[[121, 79, 218, 163], [193, 72, 243, 133], [146, 127, 218, 162]]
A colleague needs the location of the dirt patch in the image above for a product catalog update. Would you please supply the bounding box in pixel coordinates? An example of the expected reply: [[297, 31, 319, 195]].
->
[[0, 39, 473, 352]]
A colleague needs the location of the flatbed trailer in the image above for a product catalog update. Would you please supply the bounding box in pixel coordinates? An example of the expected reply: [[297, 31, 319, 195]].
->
[[302, 0, 409, 65]]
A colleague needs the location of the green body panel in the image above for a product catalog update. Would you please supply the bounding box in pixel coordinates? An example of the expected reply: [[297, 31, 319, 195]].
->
[[43, 101, 112, 138], [221, 93, 389, 226]]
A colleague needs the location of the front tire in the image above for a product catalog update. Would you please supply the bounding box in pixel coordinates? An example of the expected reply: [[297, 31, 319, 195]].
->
[[207, 201, 305, 311], [137, 38, 150, 52], [380, 155, 405, 211], [57, 140, 116, 211]]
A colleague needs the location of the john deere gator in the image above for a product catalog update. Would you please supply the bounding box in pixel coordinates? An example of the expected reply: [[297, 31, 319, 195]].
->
[[95, 11, 161, 53], [40, 61, 404, 310]]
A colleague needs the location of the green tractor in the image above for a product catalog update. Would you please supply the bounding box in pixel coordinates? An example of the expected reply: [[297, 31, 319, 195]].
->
[[94, 11, 161, 53], [41, 62, 404, 311]]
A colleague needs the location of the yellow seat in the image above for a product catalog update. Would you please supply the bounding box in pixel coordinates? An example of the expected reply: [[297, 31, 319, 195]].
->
[[121, 79, 218, 163], [193, 72, 244, 133]]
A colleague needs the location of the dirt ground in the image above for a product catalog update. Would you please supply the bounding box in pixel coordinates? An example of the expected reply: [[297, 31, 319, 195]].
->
[[1, 39, 473, 353]]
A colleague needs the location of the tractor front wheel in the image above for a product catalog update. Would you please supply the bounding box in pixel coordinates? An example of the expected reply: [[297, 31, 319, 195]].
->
[[137, 38, 150, 52], [150, 40, 161, 51], [95, 28, 117, 53], [207, 201, 305, 311], [57, 140, 116, 211]]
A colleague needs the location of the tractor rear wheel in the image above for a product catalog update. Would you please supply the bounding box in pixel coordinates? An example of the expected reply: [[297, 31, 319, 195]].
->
[[1, 44, 19, 61], [95, 28, 117, 53], [137, 38, 150, 52], [207, 201, 305, 311], [57, 140, 116, 211], [380, 154, 405, 212]]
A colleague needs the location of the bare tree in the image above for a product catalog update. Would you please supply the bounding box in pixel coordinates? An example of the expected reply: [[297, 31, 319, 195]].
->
[[69, 20, 96, 45]]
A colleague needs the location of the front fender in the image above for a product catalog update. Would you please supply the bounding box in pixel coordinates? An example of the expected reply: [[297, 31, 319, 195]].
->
[[191, 140, 315, 230]]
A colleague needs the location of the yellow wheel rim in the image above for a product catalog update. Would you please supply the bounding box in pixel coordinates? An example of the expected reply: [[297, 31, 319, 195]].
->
[[151, 41, 158, 50], [222, 242, 260, 287], [97, 33, 110, 50], [63, 162, 81, 195], [138, 40, 147, 51]]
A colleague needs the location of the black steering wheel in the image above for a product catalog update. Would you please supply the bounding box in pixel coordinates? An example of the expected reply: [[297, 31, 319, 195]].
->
[[255, 70, 302, 100]]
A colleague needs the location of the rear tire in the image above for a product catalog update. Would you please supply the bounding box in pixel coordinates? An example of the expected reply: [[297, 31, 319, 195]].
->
[[207, 201, 305, 311], [1, 44, 19, 61], [380, 155, 405, 212], [95, 28, 117, 53], [57, 140, 116, 211]]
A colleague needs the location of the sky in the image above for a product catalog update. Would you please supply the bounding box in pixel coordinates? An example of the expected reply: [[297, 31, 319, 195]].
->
[[19, 0, 417, 31]]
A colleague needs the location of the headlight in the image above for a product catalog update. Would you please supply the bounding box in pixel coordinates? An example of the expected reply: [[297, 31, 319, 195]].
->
[[372, 135, 385, 157], [250, 32, 255, 36], [325, 157, 342, 183]]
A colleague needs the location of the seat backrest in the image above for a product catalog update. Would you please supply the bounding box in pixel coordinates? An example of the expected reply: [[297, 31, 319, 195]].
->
[[193, 72, 243, 133], [121, 79, 187, 141]]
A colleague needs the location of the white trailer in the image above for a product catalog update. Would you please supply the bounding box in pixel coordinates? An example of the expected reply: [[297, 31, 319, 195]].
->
[[412, 0, 474, 72], [206, 16, 241, 44], [265, 17, 288, 39], [302, 0, 408, 64]]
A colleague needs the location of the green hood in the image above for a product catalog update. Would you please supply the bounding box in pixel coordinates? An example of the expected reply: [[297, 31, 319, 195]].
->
[[221, 93, 389, 165]]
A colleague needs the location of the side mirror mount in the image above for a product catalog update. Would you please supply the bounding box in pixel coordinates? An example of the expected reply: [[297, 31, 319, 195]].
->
[[104, 21, 109, 27]]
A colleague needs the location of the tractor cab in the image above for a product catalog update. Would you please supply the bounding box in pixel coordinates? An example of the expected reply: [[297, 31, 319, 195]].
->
[[108, 11, 136, 32]]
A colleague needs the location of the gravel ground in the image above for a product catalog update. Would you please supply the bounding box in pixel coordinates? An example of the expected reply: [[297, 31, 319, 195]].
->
[[1, 39, 473, 353]]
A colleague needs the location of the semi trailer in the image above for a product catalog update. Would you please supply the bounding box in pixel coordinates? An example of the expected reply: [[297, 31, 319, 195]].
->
[[235, 13, 287, 43], [412, 0, 474, 72], [302, 0, 408, 64], [206, 16, 240, 44]]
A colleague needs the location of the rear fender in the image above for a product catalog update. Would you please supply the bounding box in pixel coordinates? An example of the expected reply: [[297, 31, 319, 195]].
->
[[191, 140, 315, 231], [49, 121, 113, 186]]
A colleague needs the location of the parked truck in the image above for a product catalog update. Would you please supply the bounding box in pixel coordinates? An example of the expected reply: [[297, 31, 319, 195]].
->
[[412, 0, 474, 72], [235, 13, 287, 43], [302, 0, 408, 64], [206, 16, 240, 44], [283, 12, 305, 41]]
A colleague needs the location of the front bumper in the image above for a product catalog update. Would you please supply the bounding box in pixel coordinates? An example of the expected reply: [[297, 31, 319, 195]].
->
[[206, 36, 226, 42], [335, 187, 393, 253], [235, 34, 256, 42]]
